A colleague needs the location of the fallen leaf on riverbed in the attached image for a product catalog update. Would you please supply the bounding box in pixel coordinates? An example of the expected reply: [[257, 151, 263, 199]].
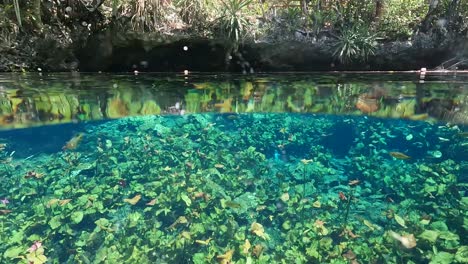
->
[[124, 194, 141, 205], [217, 249, 234, 264], [146, 199, 157, 206], [195, 238, 212, 245], [251, 222, 270, 240], [242, 239, 251, 255]]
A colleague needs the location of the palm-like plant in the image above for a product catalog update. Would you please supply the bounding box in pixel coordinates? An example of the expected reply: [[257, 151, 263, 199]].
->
[[13, 0, 22, 28], [217, 0, 252, 47], [331, 25, 377, 64]]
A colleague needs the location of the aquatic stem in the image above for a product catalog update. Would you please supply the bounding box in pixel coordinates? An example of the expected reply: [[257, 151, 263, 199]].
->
[[0, 219, 3, 241], [301, 165, 307, 220], [342, 187, 355, 228], [303, 166, 306, 199]]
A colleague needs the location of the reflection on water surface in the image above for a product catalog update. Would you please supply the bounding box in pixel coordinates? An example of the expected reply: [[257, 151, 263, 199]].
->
[[0, 72, 467, 129]]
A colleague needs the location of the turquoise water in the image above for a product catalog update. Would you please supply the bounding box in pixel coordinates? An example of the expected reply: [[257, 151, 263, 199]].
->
[[0, 73, 467, 263]]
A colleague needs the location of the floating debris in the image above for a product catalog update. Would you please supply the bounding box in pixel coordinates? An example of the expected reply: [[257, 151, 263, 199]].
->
[[389, 231, 417, 249]]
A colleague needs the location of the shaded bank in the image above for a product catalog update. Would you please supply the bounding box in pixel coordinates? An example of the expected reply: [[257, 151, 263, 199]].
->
[[2, 31, 468, 73]]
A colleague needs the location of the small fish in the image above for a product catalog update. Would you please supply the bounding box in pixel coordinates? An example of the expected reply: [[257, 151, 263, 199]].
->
[[63, 133, 84, 150], [458, 132, 468, 137], [224, 200, 241, 209], [389, 152, 411, 160], [339, 192, 347, 201], [348, 179, 360, 186]]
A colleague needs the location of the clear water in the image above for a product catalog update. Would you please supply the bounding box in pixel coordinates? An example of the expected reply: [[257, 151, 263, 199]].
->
[[0, 73, 467, 264]]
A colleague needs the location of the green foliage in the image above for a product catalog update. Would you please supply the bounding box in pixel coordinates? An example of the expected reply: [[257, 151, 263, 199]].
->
[[377, 0, 428, 40], [111, 0, 170, 32], [12, 0, 21, 28], [0, 4, 18, 51], [331, 25, 377, 64], [175, 0, 207, 30], [216, 0, 253, 47]]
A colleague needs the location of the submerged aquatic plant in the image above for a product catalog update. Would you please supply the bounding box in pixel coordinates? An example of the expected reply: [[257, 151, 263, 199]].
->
[[0, 112, 466, 263]]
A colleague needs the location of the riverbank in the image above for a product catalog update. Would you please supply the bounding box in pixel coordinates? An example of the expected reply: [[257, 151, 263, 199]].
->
[[1, 31, 467, 73], [0, 1, 467, 72]]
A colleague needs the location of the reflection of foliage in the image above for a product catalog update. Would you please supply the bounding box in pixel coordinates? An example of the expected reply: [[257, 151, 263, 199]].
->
[[0, 74, 466, 129]]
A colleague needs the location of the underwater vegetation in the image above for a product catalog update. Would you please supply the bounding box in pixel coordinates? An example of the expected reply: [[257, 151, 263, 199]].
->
[[0, 113, 467, 263]]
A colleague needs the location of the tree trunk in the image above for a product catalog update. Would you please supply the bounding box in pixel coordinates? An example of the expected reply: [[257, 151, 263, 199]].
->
[[374, 0, 383, 22], [300, 0, 308, 15], [31, 0, 43, 29], [418, 0, 440, 33]]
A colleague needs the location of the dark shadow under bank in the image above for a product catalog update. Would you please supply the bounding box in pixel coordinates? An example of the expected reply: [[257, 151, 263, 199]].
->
[[75, 35, 468, 72]]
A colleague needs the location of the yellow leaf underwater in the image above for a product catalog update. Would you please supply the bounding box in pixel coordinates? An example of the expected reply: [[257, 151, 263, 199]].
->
[[300, 159, 313, 165], [59, 199, 71, 206], [124, 194, 141, 205], [312, 200, 321, 208], [168, 216, 188, 229], [250, 222, 270, 240], [363, 219, 382, 231], [242, 239, 251, 255], [217, 249, 234, 264], [195, 238, 212, 246], [394, 214, 407, 228], [47, 199, 60, 207], [146, 199, 157, 206]]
